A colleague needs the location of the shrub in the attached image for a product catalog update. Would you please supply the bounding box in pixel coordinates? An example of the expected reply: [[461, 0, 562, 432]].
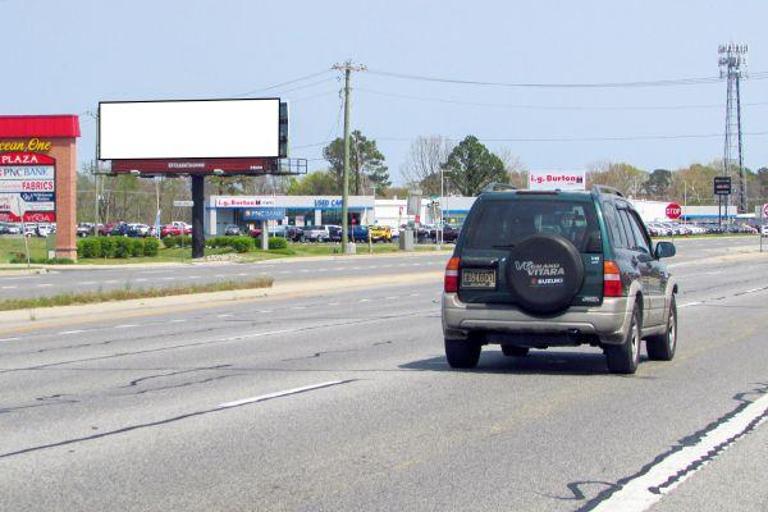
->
[[205, 236, 231, 249], [268, 237, 288, 250], [130, 239, 144, 257], [163, 235, 192, 248], [143, 237, 160, 256], [77, 237, 100, 258], [98, 237, 116, 258], [114, 237, 132, 258], [229, 236, 254, 253]]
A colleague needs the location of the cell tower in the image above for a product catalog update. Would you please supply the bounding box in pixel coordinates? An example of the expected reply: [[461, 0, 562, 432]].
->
[[718, 43, 748, 213]]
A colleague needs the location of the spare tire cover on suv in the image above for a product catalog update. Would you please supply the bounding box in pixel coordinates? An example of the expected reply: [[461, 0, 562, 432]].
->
[[506, 234, 585, 314]]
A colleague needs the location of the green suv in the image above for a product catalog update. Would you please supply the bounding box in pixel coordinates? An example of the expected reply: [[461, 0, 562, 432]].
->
[[441, 185, 678, 374]]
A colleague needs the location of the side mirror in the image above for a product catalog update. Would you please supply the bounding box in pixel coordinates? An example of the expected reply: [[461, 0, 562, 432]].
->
[[655, 241, 676, 259]]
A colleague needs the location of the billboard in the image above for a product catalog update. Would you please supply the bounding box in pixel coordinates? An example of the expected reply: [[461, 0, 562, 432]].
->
[[99, 98, 280, 160], [529, 170, 586, 191], [0, 152, 55, 223]]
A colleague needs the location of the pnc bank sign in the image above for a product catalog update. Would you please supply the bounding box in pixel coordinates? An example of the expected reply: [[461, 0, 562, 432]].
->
[[0, 138, 53, 153]]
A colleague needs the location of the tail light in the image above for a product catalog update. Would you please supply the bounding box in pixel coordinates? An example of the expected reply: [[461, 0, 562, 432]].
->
[[444, 257, 460, 293], [603, 260, 623, 297]]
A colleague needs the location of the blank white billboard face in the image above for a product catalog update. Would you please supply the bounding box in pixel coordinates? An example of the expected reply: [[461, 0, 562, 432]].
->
[[99, 99, 279, 159]]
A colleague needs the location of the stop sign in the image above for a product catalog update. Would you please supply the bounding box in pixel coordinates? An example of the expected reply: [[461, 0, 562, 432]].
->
[[666, 202, 682, 220]]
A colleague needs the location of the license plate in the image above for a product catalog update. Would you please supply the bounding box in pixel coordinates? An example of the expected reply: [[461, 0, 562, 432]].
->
[[461, 268, 496, 289]]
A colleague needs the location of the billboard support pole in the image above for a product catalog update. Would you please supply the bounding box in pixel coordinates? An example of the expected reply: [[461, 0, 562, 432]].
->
[[191, 176, 205, 259]]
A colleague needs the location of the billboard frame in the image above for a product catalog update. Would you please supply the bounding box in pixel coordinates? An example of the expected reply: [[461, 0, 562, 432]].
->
[[98, 97, 281, 161]]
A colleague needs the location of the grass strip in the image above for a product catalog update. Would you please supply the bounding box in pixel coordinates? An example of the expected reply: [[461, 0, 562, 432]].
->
[[0, 277, 273, 312]]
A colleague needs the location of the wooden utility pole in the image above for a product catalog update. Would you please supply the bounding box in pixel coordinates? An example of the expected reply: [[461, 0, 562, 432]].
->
[[332, 61, 365, 253]]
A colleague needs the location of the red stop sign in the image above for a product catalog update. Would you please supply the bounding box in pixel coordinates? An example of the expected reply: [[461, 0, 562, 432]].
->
[[666, 202, 682, 220]]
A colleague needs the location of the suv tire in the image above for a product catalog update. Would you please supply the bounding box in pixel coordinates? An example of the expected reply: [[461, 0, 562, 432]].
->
[[605, 304, 641, 374], [445, 339, 481, 369], [501, 345, 530, 357], [646, 295, 677, 361]]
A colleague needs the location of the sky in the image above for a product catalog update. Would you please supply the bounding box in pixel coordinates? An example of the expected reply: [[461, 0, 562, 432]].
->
[[3, 0, 768, 185]]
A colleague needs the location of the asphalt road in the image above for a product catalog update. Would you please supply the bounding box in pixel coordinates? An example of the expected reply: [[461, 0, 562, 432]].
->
[[0, 236, 762, 300], [0, 239, 767, 511]]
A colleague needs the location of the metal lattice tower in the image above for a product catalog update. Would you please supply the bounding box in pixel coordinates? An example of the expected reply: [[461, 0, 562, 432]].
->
[[718, 43, 748, 213]]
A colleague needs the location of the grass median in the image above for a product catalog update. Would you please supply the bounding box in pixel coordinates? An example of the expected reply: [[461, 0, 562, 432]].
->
[[0, 276, 273, 312]]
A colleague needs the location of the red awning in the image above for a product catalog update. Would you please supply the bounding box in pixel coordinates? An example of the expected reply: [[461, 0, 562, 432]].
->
[[0, 115, 80, 138]]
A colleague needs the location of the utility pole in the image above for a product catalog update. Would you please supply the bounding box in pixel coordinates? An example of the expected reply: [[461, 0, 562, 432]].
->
[[332, 60, 366, 254], [719, 42, 748, 214]]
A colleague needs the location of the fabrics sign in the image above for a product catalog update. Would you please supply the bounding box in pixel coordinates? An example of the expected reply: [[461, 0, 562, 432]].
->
[[0, 152, 56, 223]]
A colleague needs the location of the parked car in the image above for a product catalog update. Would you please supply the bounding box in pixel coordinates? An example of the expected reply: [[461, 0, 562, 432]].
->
[[161, 222, 192, 237], [127, 223, 150, 237], [348, 225, 369, 242], [302, 225, 331, 242], [224, 224, 241, 236], [368, 225, 392, 243], [110, 222, 131, 237], [286, 226, 304, 242], [442, 185, 678, 374], [327, 225, 343, 242], [77, 223, 94, 237], [97, 223, 117, 236], [248, 227, 262, 239]]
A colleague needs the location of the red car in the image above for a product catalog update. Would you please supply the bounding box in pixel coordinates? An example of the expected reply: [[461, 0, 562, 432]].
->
[[161, 223, 192, 237], [248, 227, 262, 238]]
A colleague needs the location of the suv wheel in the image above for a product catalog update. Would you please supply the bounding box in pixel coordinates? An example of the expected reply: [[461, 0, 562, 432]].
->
[[501, 345, 530, 357], [605, 304, 641, 374], [445, 339, 481, 369], [646, 295, 677, 361]]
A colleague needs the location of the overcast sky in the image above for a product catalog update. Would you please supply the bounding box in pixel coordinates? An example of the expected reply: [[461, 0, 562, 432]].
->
[[4, 0, 768, 184]]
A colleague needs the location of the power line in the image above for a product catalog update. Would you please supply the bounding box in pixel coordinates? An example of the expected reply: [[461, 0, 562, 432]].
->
[[231, 69, 333, 97], [356, 87, 768, 111], [367, 68, 768, 89], [372, 130, 768, 144]]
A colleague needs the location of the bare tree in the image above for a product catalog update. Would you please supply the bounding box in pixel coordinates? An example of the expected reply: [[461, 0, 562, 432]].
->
[[400, 136, 454, 195], [496, 148, 528, 188]]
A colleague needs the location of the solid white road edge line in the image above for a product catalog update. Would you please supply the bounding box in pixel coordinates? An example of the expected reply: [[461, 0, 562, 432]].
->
[[217, 380, 346, 409], [592, 392, 768, 512]]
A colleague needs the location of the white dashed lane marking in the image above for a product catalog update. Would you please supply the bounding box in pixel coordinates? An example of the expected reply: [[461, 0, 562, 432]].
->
[[0, 337, 20, 342], [59, 330, 87, 335], [113, 324, 138, 329], [217, 380, 347, 409]]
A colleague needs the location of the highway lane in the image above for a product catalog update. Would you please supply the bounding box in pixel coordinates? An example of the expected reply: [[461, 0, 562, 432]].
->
[[0, 236, 762, 300], [0, 246, 767, 510]]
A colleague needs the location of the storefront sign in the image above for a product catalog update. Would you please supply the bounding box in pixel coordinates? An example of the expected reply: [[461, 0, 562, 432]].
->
[[529, 170, 586, 191], [0, 138, 53, 153], [214, 197, 276, 208], [242, 207, 286, 221], [314, 198, 343, 209]]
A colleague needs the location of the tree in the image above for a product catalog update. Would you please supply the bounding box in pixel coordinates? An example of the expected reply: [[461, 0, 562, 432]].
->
[[497, 148, 528, 189], [442, 136, 507, 196], [400, 135, 454, 196], [643, 169, 672, 199], [323, 130, 390, 195], [586, 161, 648, 197], [285, 170, 339, 195], [756, 167, 768, 204]]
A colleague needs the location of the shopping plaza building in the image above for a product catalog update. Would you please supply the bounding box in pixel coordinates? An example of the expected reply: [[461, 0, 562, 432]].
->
[[205, 195, 477, 235], [205, 194, 738, 235]]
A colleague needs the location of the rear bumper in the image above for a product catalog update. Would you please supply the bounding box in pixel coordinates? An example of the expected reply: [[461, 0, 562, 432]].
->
[[442, 293, 631, 345]]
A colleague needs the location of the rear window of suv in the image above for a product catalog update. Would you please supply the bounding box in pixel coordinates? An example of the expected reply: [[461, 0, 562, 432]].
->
[[463, 198, 601, 253]]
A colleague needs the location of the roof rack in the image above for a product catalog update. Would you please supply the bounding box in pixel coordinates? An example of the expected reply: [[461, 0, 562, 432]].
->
[[482, 182, 517, 193], [592, 185, 624, 197]]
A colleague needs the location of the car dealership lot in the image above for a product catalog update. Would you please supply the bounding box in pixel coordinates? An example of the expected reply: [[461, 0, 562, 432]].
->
[[0, 237, 767, 510]]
